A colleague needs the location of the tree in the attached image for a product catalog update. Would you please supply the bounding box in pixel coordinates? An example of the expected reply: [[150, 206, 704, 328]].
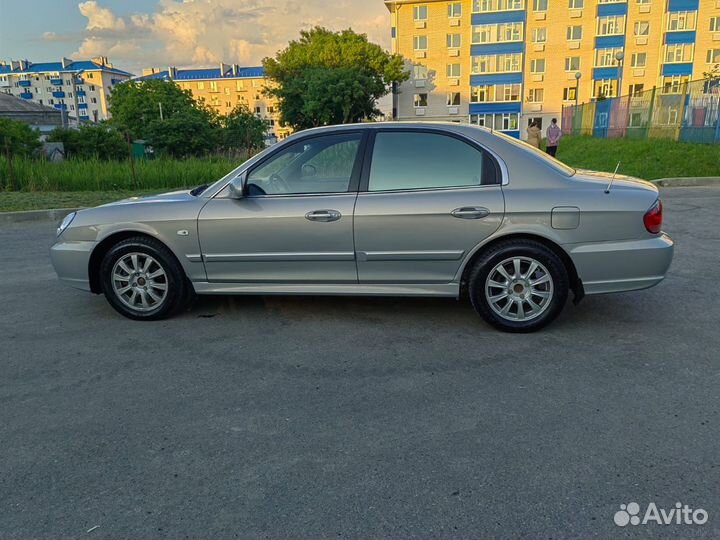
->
[[0, 118, 41, 190], [263, 27, 409, 130], [108, 79, 220, 157], [47, 124, 126, 160], [221, 105, 268, 154]]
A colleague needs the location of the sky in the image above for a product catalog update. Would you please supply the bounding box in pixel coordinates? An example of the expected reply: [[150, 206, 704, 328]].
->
[[0, 0, 392, 75]]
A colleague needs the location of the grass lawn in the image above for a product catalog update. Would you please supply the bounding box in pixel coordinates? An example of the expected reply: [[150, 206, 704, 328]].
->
[[0, 190, 164, 212], [554, 136, 720, 180]]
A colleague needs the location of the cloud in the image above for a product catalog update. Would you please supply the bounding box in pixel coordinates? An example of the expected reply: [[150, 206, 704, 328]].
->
[[67, 0, 391, 74]]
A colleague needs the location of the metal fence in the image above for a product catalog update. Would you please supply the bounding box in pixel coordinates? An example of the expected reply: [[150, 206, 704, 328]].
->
[[561, 77, 720, 144]]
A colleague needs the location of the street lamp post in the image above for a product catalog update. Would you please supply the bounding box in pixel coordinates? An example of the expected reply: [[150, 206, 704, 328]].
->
[[615, 51, 625, 99], [574, 71, 582, 107]]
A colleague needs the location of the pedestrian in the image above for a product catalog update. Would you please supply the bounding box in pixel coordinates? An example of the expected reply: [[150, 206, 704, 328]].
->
[[526, 121, 541, 148], [546, 118, 562, 157]]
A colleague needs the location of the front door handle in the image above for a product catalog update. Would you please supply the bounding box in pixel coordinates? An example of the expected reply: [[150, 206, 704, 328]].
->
[[305, 209, 342, 222], [451, 207, 490, 219]]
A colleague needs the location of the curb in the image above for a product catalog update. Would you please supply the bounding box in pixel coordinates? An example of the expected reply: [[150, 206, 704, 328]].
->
[[0, 208, 81, 225], [653, 177, 720, 187]]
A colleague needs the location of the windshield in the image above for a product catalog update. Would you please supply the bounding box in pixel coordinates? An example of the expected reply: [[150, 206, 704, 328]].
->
[[491, 129, 576, 177]]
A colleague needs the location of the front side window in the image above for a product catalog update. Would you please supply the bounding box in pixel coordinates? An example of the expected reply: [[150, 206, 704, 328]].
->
[[532, 27, 547, 42], [531, 58, 546, 73], [447, 33, 461, 48], [448, 2, 462, 17], [414, 64, 429, 79], [668, 11, 696, 31], [634, 21, 650, 35], [413, 35, 428, 50], [708, 49, 720, 64], [414, 5, 428, 20], [447, 63, 461, 77], [631, 52, 647, 67], [567, 25, 583, 40], [533, 0, 548, 10], [569, 0, 584, 8], [368, 132, 492, 191], [414, 93, 428, 107], [565, 56, 581, 71], [246, 133, 362, 196], [711, 17, 720, 32], [597, 16, 625, 36], [447, 92, 461, 105]]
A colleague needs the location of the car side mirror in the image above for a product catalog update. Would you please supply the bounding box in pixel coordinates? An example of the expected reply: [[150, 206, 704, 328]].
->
[[301, 164, 317, 178], [228, 174, 246, 199]]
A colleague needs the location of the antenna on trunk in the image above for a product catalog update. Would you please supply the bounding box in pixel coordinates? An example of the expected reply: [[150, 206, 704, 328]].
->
[[605, 162, 621, 194]]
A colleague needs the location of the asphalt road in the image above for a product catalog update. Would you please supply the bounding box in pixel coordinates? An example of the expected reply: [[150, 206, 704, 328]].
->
[[1, 187, 719, 540]]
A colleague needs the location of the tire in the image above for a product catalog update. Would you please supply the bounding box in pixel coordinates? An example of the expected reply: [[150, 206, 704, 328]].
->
[[468, 239, 569, 333], [99, 236, 189, 321]]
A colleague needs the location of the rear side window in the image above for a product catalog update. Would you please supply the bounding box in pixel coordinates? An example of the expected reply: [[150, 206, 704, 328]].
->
[[368, 132, 495, 192]]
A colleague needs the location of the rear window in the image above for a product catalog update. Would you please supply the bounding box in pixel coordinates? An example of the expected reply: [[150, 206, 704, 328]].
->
[[491, 129, 576, 177]]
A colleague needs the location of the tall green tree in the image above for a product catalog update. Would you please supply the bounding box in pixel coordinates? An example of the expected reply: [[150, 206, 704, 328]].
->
[[221, 105, 268, 153], [0, 118, 41, 190], [263, 27, 409, 130], [108, 79, 220, 157]]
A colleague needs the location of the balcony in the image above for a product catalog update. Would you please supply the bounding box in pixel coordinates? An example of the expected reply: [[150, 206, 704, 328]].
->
[[50, 78, 64, 86], [76, 90, 86, 97], [18, 80, 31, 87], [19, 92, 33, 99], [54, 104, 67, 110], [52, 91, 66, 98]]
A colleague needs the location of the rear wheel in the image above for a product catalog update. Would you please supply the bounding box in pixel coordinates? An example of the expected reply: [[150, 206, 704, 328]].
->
[[100, 236, 189, 320], [468, 240, 569, 333]]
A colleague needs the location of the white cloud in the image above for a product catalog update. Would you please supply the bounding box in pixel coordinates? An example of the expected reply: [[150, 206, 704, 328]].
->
[[68, 0, 391, 74]]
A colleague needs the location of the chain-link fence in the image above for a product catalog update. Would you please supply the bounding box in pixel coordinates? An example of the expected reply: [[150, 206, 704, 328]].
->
[[561, 77, 720, 144]]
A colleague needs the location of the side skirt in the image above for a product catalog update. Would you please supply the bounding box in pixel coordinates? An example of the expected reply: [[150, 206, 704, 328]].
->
[[192, 282, 460, 298]]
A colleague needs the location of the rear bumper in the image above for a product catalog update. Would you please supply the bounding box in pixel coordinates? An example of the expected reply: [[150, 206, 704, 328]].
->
[[50, 240, 96, 292], [566, 234, 674, 295]]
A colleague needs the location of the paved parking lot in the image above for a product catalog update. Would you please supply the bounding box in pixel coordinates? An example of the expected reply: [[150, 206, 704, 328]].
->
[[1, 187, 719, 539]]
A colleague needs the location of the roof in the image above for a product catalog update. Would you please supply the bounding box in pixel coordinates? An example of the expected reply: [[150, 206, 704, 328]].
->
[[0, 60, 133, 77], [134, 66, 264, 82], [0, 92, 63, 114]]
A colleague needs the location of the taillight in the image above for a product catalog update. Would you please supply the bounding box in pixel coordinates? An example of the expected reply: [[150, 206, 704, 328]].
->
[[643, 199, 663, 234]]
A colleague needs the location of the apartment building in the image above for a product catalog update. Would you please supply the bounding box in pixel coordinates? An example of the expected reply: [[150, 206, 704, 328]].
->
[[0, 57, 133, 123], [136, 65, 292, 141], [386, 0, 720, 138]]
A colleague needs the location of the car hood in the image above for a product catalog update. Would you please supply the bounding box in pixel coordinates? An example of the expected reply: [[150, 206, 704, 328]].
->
[[100, 189, 197, 208], [572, 169, 659, 194]]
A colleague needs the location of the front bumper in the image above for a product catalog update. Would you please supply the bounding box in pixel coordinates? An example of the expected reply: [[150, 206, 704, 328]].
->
[[566, 234, 674, 295], [50, 239, 97, 292]]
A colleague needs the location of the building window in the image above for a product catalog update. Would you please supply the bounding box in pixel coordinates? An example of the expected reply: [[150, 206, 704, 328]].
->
[[472, 22, 523, 43], [527, 88, 544, 102], [413, 35, 428, 50], [636, 0, 650, 4], [595, 79, 617, 98], [225, 87, 230, 95], [533, 0, 548, 10], [565, 56, 581, 71], [209, 81, 218, 92], [662, 75, 689, 94], [414, 93, 428, 107], [414, 65, 429, 79], [597, 16, 625, 36], [711, 17, 720, 32], [197, 82, 205, 90], [236, 80, 245, 91], [447, 63, 461, 77], [594, 48, 623, 67], [562, 87, 577, 101], [532, 27, 547, 43], [569, 0, 584, 7], [470, 85, 491, 102], [665, 43, 694, 63], [447, 33, 462, 48], [667, 11, 696, 31], [470, 84, 525, 103], [706, 49, 720, 64], [629, 83, 644, 96], [634, 21, 649, 36], [447, 92, 461, 106], [471, 53, 522, 73], [470, 113, 519, 131], [501, 84, 521, 101], [472, 0, 523, 13], [631, 52, 647, 67], [530, 58, 546, 73], [566, 25, 582, 40], [448, 2, 462, 17], [414, 5, 428, 20]]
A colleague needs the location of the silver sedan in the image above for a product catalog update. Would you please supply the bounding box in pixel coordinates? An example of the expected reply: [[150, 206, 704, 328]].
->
[[51, 123, 673, 332]]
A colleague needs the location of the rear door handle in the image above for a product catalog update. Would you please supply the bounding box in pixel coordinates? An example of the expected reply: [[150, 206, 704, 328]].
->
[[451, 207, 490, 219], [305, 209, 342, 222]]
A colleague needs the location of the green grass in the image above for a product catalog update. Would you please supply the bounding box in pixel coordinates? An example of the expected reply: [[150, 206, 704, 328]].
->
[[0, 156, 239, 192], [0, 190, 166, 212], [555, 136, 720, 180]]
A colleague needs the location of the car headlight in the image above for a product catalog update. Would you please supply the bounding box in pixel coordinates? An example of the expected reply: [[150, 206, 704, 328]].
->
[[57, 212, 77, 237]]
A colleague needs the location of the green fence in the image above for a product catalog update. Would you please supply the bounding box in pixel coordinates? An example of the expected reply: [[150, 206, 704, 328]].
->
[[561, 77, 720, 144]]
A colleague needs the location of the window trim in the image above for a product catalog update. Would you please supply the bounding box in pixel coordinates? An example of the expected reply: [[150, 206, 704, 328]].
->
[[358, 128, 503, 193], [233, 131, 370, 198]]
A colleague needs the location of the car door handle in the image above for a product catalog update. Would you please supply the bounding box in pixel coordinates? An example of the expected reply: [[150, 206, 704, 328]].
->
[[451, 207, 490, 219], [305, 210, 342, 222]]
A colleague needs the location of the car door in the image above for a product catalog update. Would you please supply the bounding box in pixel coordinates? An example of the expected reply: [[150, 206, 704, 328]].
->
[[198, 131, 366, 283], [354, 129, 505, 284]]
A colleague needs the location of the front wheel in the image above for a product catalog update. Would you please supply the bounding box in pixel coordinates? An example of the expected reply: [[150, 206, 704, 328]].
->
[[468, 240, 569, 333], [100, 236, 189, 321]]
